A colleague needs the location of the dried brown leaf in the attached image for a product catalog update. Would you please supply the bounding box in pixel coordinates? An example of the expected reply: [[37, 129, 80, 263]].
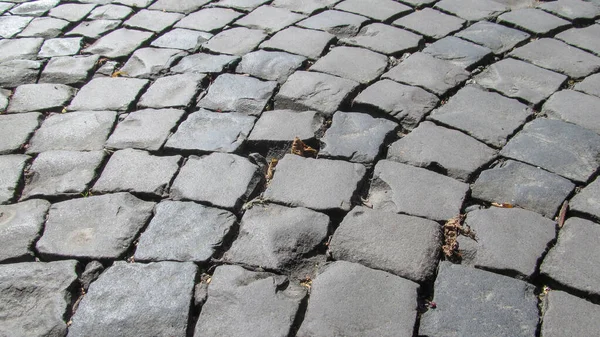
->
[[266, 158, 278, 181], [491, 202, 514, 208], [291, 137, 317, 157]]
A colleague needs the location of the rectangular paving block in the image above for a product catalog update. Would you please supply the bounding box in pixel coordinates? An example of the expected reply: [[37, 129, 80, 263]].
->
[[0, 199, 50, 263], [0, 154, 29, 204]]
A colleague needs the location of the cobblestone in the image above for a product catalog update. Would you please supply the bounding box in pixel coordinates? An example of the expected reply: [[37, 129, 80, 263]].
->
[[0, 199, 50, 263], [0, 112, 40, 154]]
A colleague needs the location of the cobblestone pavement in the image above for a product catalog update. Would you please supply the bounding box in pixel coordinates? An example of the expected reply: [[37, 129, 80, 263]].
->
[[2, 0, 600, 336]]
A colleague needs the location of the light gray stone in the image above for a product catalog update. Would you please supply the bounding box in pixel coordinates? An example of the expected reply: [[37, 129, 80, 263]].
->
[[393, 8, 465, 39], [203, 27, 267, 55], [171, 53, 239, 74], [87, 4, 132, 19], [541, 291, 600, 337], [498, 8, 571, 35], [149, 0, 211, 13], [175, 7, 242, 32], [235, 5, 305, 33], [556, 24, 600, 56], [66, 19, 120, 39], [49, 3, 96, 22], [7, 83, 76, 113], [422, 36, 493, 70], [0, 112, 41, 154], [296, 9, 369, 37], [0, 38, 43, 62], [538, 0, 600, 21], [39, 55, 99, 85], [0, 15, 33, 38], [150, 28, 212, 51], [38, 37, 82, 58], [68, 77, 148, 111], [0, 59, 42, 87], [9, 0, 59, 16], [435, 0, 508, 21], [259, 26, 335, 60], [236, 50, 306, 83], [271, 0, 339, 15], [138, 73, 204, 108], [340, 23, 422, 55], [213, 0, 270, 11], [124, 9, 183, 33], [18, 17, 69, 38], [0, 199, 50, 263], [0, 154, 29, 204], [310, 46, 388, 84], [455, 20, 530, 55], [334, 0, 412, 21], [543, 89, 600, 134], [198, 74, 276, 115], [113, 0, 153, 7], [571, 176, 600, 219], [575, 72, 600, 97], [119, 47, 186, 79], [248, 109, 323, 143], [83, 28, 153, 58]]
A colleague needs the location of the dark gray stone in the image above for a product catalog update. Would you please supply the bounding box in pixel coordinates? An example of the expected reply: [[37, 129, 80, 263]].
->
[[320, 111, 397, 163], [27, 111, 116, 153], [398, 0, 437, 7], [296, 261, 419, 337], [236, 50, 306, 83], [80, 261, 103, 291], [0, 38, 43, 62], [66, 19, 120, 39], [352, 79, 439, 129], [571, 176, 600, 219], [275, 71, 359, 116], [22, 150, 105, 198], [7, 83, 76, 113], [264, 155, 366, 212], [0, 260, 78, 337], [88, 4, 132, 19], [575, 72, 600, 97], [382, 52, 469, 96], [198, 74, 277, 116], [423, 36, 493, 70], [458, 207, 556, 278], [225, 204, 329, 269], [455, 21, 530, 55], [543, 90, 600, 134], [149, 0, 211, 13], [0, 15, 32, 38], [419, 262, 538, 337], [0, 155, 29, 204], [150, 28, 212, 51], [340, 23, 423, 55], [271, 0, 339, 15], [18, 17, 69, 38], [0, 199, 50, 263], [310, 46, 388, 84], [9, 0, 59, 16], [120, 47, 186, 79], [393, 8, 465, 39], [331, 207, 441, 282], [36, 193, 155, 259], [49, 3, 96, 22], [93, 149, 181, 197], [68, 261, 197, 337], [541, 290, 600, 337], [165, 110, 256, 153], [541, 217, 600, 297], [498, 8, 571, 35], [68, 77, 148, 111], [538, 0, 600, 21], [83, 28, 153, 58], [106, 108, 185, 151], [235, 5, 306, 33], [248, 110, 323, 143], [0, 112, 41, 154], [369, 160, 469, 221], [259, 26, 335, 60], [296, 9, 369, 37], [501, 118, 600, 183], [334, 0, 412, 21], [194, 265, 306, 337], [0, 59, 42, 87], [202, 27, 267, 55], [473, 58, 567, 105], [124, 9, 183, 33], [429, 86, 532, 148], [135, 201, 236, 262], [388, 121, 497, 181], [175, 7, 242, 32], [170, 153, 262, 211], [435, 0, 508, 21], [138, 73, 204, 108], [472, 160, 575, 217], [39, 55, 99, 85], [213, 0, 270, 11], [556, 24, 600, 56]]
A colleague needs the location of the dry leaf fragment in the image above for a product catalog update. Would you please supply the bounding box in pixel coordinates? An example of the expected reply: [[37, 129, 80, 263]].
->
[[557, 201, 568, 228], [266, 158, 278, 181], [491, 202, 514, 208], [291, 137, 317, 157], [442, 215, 475, 261], [111, 70, 127, 78], [300, 276, 312, 289]]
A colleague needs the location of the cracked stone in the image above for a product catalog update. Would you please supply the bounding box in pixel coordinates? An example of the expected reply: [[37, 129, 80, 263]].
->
[[236, 50, 306, 83], [455, 20, 530, 55], [203, 27, 267, 56], [138, 73, 204, 108], [497, 8, 571, 35], [124, 9, 183, 33], [541, 290, 600, 337], [334, 0, 412, 21], [542, 89, 600, 134], [340, 23, 422, 55], [0, 112, 41, 154], [17, 17, 69, 38], [150, 28, 212, 51], [296, 9, 369, 37], [66, 19, 120, 39], [0, 199, 50, 263], [68, 77, 148, 111], [171, 53, 239, 74], [0, 38, 44, 63], [175, 7, 242, 32], [310, 46, 388, 84], [7, 83, 76, 113], [0, 59, 42, 87], [0, 155, 29, 204], [83, 28, 153, 58], [248, 109, 323, 143], [435, 0, 508, 21], [198, 74, 276, 115], [393, 8, 465, 39], [119, 47, 187, 79], [39, 55, 99, 85], [422, 36, 493, 70], [259, 26, 335, 60], [235, 5, 306, 33], [556, 24, 600, 56]]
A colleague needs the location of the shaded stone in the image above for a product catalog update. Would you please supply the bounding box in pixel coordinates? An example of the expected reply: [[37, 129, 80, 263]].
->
[[248, 110, 323, 143], [264, 155, 366, 212], [149, 0, 211, 13], [36, 193, 155, 259], [9, 0, 59, 16], [543, 90, 600, 134], [0, 15, 33, 38], [471, 160, 575, 217], [0, 112, 41, 154], [423, 36, 493, 70], [0, 59, 42, 87], [393, 8, 465, 39], [340, 23, 422, 55], [310, 46, 388, 84], [398, 0, 437, 6], [236, 50, 305, 83], [497, 8, 571, 35], [235, 5, 305, 33], [334, 0, 412, 21], [538, 0, 600, 21], [150, 28, 212, 51], [297, 261, 418, 337], [8, 84, 76, 113], [369, 160, 469, 221], [0, 155, 29, 204], [49, 3, 96, 22], [80, 261, 103, 291], [87, 4, 132, 20], [259, 26, 335, 60], [66, 19, 120, 39], [171, 53, 239, 74], [175, 7, 242, 32], [18, 17, 68, 38], [296, 9, 369, 37], [435, 0, 508, 21], [113, 0, 153, 7], [39, 55, 99, 85], [138, 73, 205, 108], [571, 176, 600, 219], [419, 262, 538, 337], [68, 261, 196, 337], [194, 265, 306, 337], [124, 9, 183, 33], [575, 72, 600, 97], [0, 199, 50, 263], [68, 77, 148, 111], [541, 291, 600, 337], [271, 0, 339, 15], [119, 47, 186, 79], [83, 28, 153, 58], [203, 27, 267, 56], [455, 21, 530, 55], [135, 201, 236, 263], [0, 38, 43, 62], [556, 24, 600, 56]]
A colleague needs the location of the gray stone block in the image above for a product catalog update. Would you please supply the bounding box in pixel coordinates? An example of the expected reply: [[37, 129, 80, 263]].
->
[[571, 176, 600, 219], [0, 38, 43, 63], [49, 3, 95, 22], [36, 193, 155, 259], [9, 0, 58, 16], [543, 89, 600, 134], [296, 9, 369, 37], [0, 155, 29, 204], [171, 53, 238, 74], [264, 155, 367, 212], [498, 8, 571, 35], [538, 0, 600, 21], [340, 23, 423, 55], [80, 261, 103, 291], [139, 75, 203, 109], [556, 24, 600, 56], [124, 9, 183, 33], [541, 290, 600, 337], [0, 199, 50, 263], [175, 7, 242, 32], [271, 0, 339, 15], [120, 47, 186, 79], [203, 27, 267, 56], [310, 46, 388, 84], [575, 72, 600, 97], [0, 59, 42, 87], [18, 17, 69, 38], [248, 109, 323, 143], [83, 28, 153, 58], [135, 201, 236, 263], [393, 8, 465, 39], [0, 112, 41, 154], [7, 83, 76, 113], [335, 0, 412, 21], [235, 5, 305, 33], [39, 55, 99, 85], [150, 28, 212, 51], [149, 0, 211, 13], [423, 36, 493, 70], [236, 50, 305, 83], [68, 77, 148, 111], [66, 19, 120, 39], [113, 0, 153, 7], [259, 26, 335, 60], [212, 0, 270, 11], [455, 21, 530, 55], [0, 15, 32, 38], [399, 0, 439, 7], [435, 0, 508, 21]]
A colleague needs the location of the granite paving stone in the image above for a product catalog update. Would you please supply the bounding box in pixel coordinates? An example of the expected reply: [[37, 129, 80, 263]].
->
[[0, 155, 29, 204], [491, 0, 538, 9], [36, 193, 155, 260], [423, 36, 493, 70], [455, 20, 530, 55], [352, 79, 439, 129], [310, 46, 388, 84], [275, 71, 359, 116], [340, 23, 423, 55], [497, 8, 571, 35], [150, 28, 212, 51], [458, 207, 557, 279], [330, 207, 441, 282], [473, 58, 567, 105], [87, 4, 132, 20], [197, 74, 276, 116], [538, 0, 600, 21], [7, 83, 76, 113], [259, 26, 335, 60], [66, 19, 121, 39], [0, 199, 50, 263], [0, 260, 78, 337], [39, 55, 99, 85], [235, 5, 306, 33], [555, 24, 600, 56], [398, 0, 437, 7], [135, 201, 236, 263], [388, 121, 497, 181], [0, 59, 43, 87], [0, 38, 44, 62], [171, 53, 239, 74], [575, 72, 600, 97], [0, 2, 13, 14], [225, 203, 329, 270], [419, 262, 538, 337], [382, 52, 469, 96], [296, 9, 369, 37], [570, 176, 600, 219], [541, 290, 600, 337], [194, 265, 306, 337], [68, 77, 148, 111], [17, 17, 69, 38], [9, 0, 59, 16], [202, 27, 267, 56], [38, 37, 82, 58], [471, 160, 575, 217], [247, 109, 323, 143], [264, 155, 366, 212], [334, 0, 412, 21], [119, 47, 187, 79], [106, 108, 185, 151], [271, 0, 340, 15], [0, 89, 7, 112], [0, 15, 33, 38], [48, 3, 96, 22], [93, 59, 118, 77], [434, 0, 508, 21], [541, 217, 600, 298], [79, 261, 103, 291], [22, 150, 105, 199], [149, 0, 211, 14], [0, 112, 41, 154], [213, 0, 271, 11], [393, 8, 465, 39], [138, 73, 205, 108], [296, 261, 419, 337], [236, 50, 306, 83], [429, 86, 532, 147], [175, 8, 243, 32], [319, 111, 397, 163], [368, 160, 469, 221], [93, 149, 181, 197], [83, 28, 154, 58], [124, 9, 183, 33], [113, 0, 153, 7], [542, 89, 600, 134], [68, 261, 197, 337], [170, 153, 262, 211]]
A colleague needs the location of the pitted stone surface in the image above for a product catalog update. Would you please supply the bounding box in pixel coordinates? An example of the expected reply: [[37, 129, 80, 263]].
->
[[18, 17, 69, 38], [335, 0, 412, 21], [124, 9, 183, 33], [259, 26, 335, 59], [0, 112, 41, 154], [175, 7, 243, 32], [0, 260, 78, 337], [7, 83, 76, 113], [575, 72, 600, 98], [68, 261, 197, 337], [296, 261, 419, 337], [83, 28, 153, 58], [39, 55, 99, 85], [68, 77, 148, 111], [369, 160, 469, 221], [0, 199, 50, 263], [135, 201, 236, 263], [556, 24, 600, 56], [296, 9, 369, 38], [138, 73, 205, 108], [236, 50, 306, 83], [541, 290, 600, 337], [194, 265, 306, 337], [419, 262, 539, 337], [120, 47, 187, 79], [0, 59, 42, 87], [571, 177, 600, 219], [36, 193, 155, 260], [171, 53, 239, 74], [151, 28, 212, 51], [248, 109, 323, 142], [393, 8, 465, 39], [0, 15, 32, 38], [498, 8, 571, 35], [455, 20, 530, 55], [330, 207, 441, 282], [434, 0, 509, 21], [537, 0, 600, 21], [0, 155, 29, 204], [422, 36, 493, 70], [66, 19, 121, 39], [543, 90, 600, 134], [310, 46, 388, 84], [0, 38, 43, 62], [235, 5, 306, 33], [472, 160, 575, 217], [319, 111, 397, 163], [340, 23, 423, 55], [225, 204, 329, 269], [271, 0, 340, 15]]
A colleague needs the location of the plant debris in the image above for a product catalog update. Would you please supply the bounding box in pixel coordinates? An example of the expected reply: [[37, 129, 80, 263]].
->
[[111, 70, 127, 78], [557, 201, 568, 228], [491, 202, 514, 208], [291, 137, 317, 157], [442, 214, 475, 261], [299, 275, 312, 289], [266, 158, 278, 182]]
